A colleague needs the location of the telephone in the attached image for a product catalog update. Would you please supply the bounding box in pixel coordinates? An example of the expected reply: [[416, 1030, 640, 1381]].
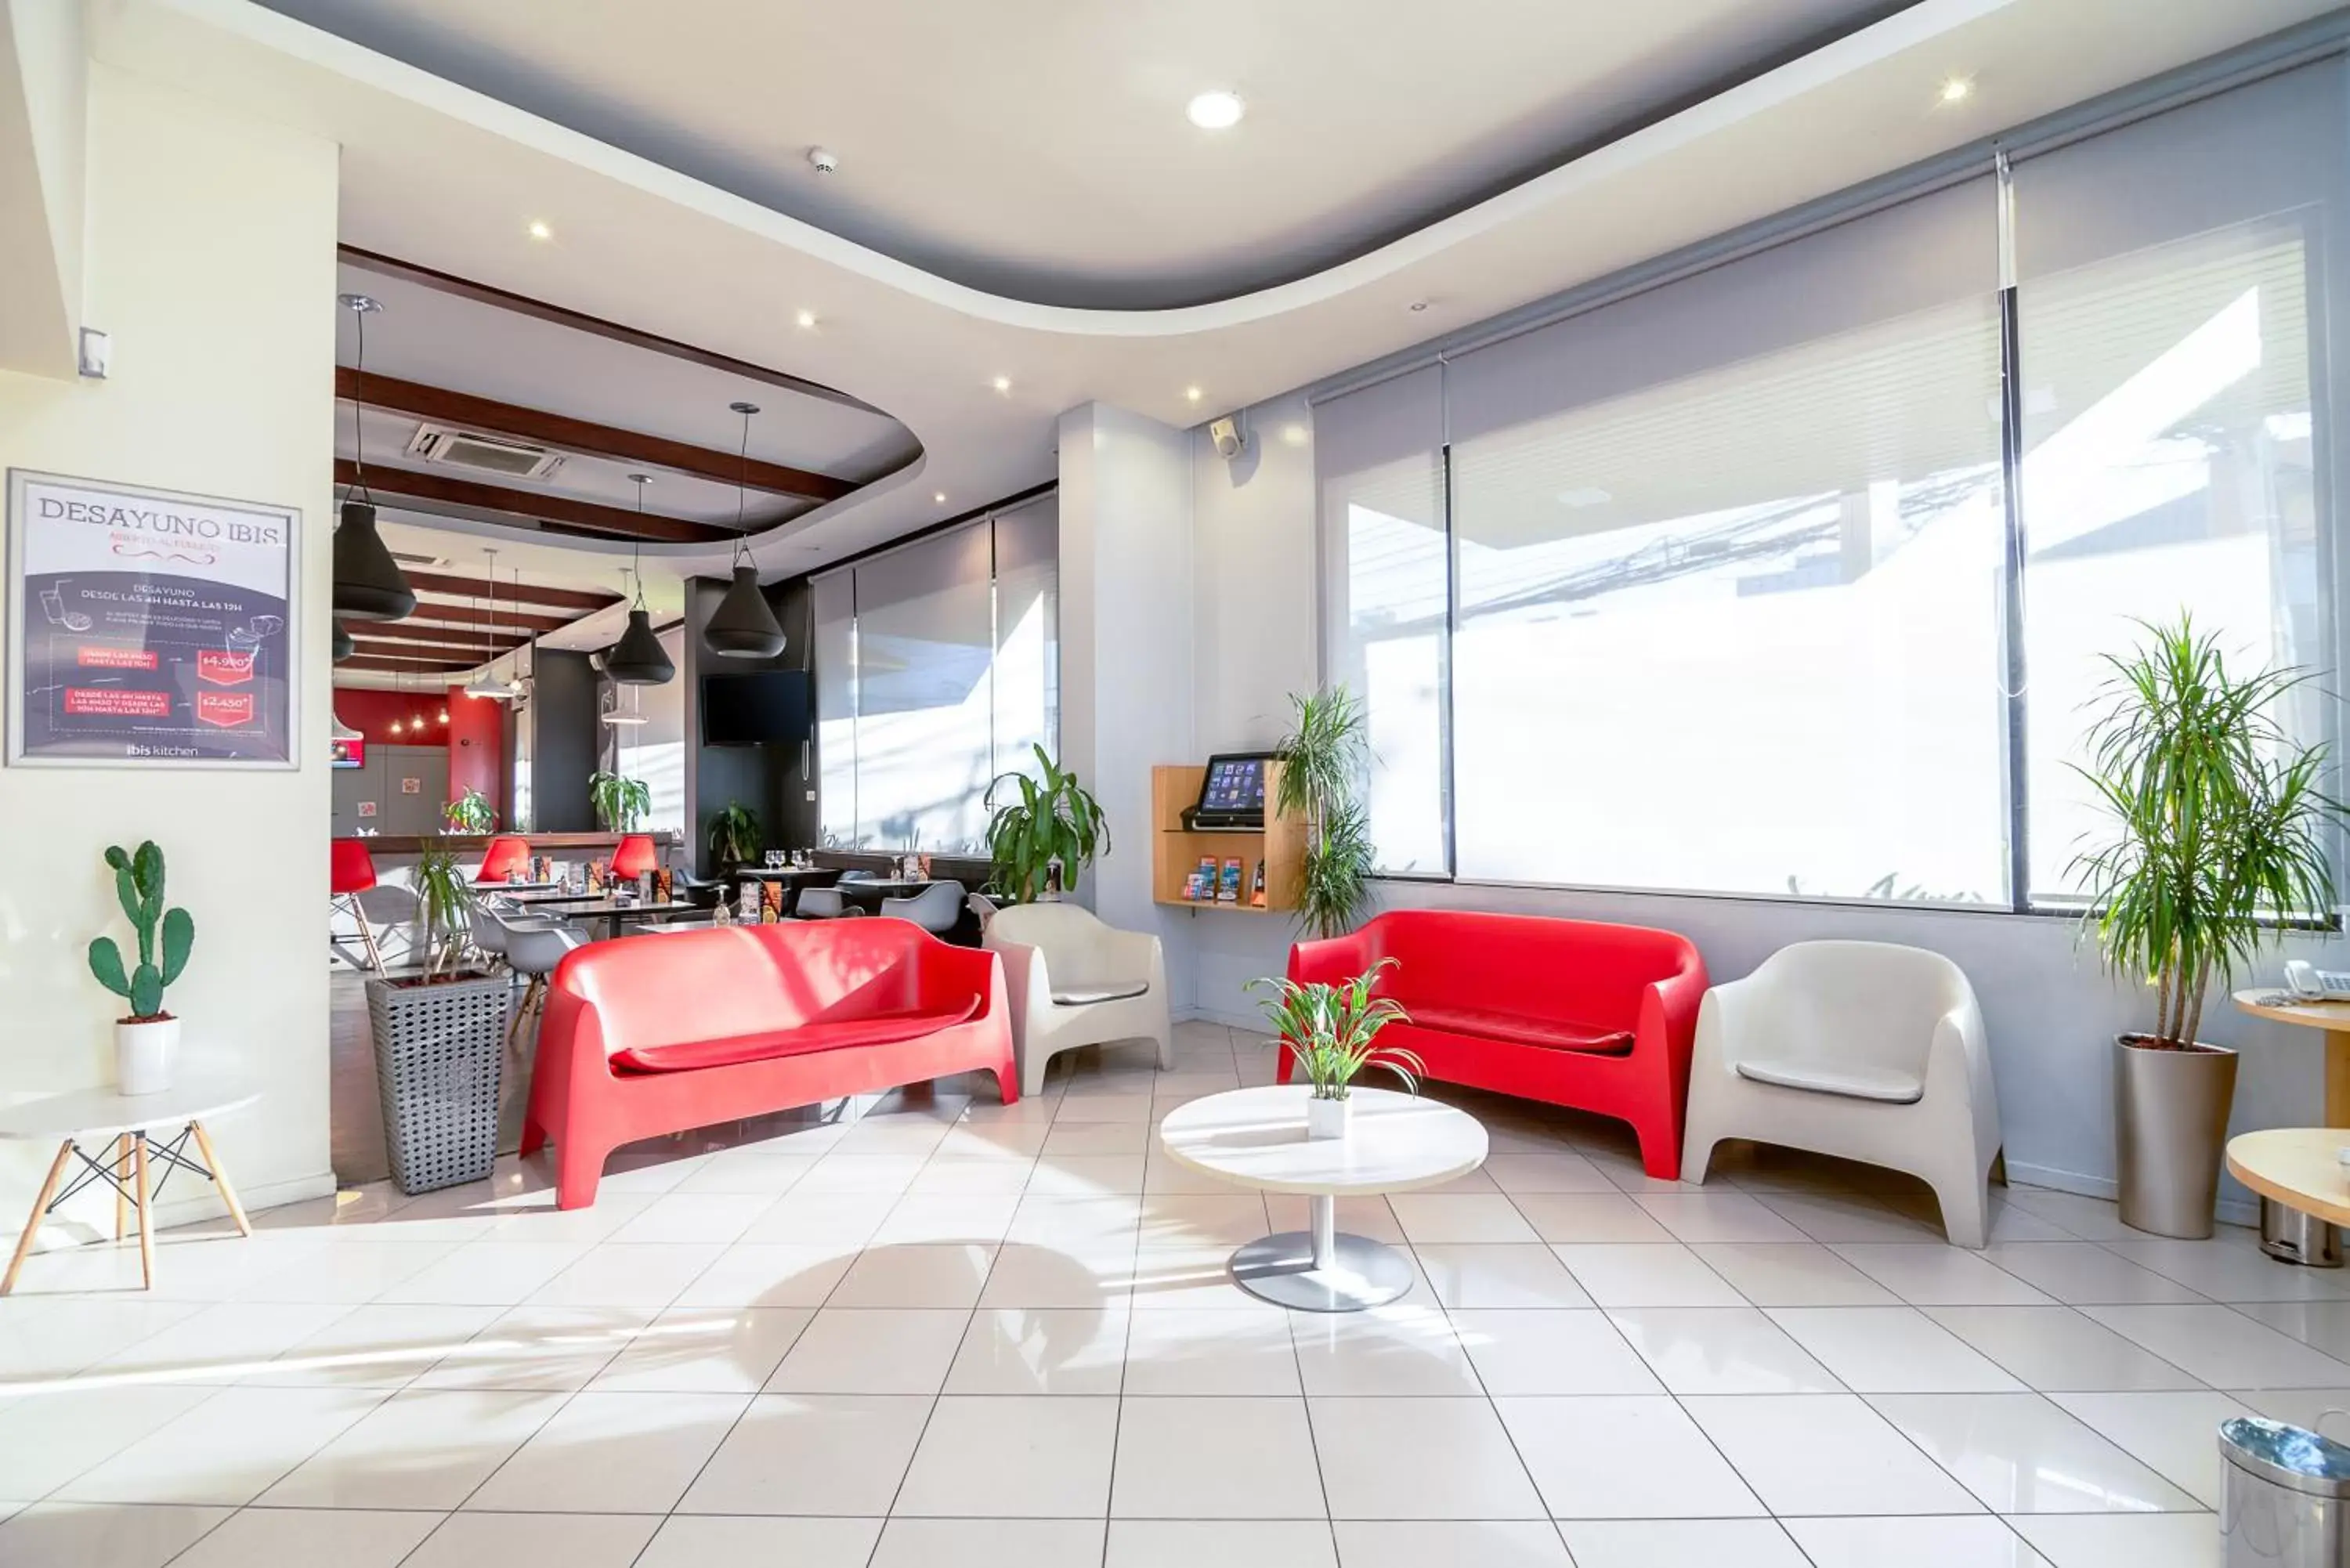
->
[[2284, 960, 2350, 1003]]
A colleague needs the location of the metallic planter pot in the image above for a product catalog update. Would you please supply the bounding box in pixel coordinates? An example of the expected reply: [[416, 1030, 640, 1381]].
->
[[2114, 1033, 2239, 1240]]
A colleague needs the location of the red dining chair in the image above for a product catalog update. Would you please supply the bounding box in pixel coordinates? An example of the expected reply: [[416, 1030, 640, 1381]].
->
[[475, 835, 532, 884], [611, 834, 659, 881], [330, 839, 387, 974]]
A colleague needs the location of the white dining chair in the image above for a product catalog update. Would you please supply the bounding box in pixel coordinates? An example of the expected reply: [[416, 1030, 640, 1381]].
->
[[984, 901, 1171, 1095]]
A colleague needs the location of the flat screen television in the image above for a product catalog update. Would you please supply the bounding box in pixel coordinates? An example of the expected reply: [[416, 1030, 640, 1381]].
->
[[701, 670, 812, 746]]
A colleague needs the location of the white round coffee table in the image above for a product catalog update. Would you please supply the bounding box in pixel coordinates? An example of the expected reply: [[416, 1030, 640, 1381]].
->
[[1157, 1085, 1488, 1312]]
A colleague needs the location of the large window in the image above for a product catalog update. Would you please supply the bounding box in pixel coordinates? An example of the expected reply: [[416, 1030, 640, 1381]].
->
[[816, 496, 1058, 852], [1318, 63, 2345, 910]]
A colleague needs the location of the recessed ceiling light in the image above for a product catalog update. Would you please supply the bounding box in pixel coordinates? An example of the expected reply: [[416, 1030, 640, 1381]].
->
[[992, 375, 1012, 393], [1187, 90, 1245, 131], [1407, 299, 1430, 313], [1184, 386, 1203, 403], [1939, 76, 1974, 104], [934, 491, 948, 504], [526, 220, 552, 241], [794, 309, 818, 329]]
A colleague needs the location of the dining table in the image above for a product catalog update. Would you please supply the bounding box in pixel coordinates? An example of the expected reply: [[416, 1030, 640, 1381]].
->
[[830, 876, 933, 914], [528, 896, 704, 942]]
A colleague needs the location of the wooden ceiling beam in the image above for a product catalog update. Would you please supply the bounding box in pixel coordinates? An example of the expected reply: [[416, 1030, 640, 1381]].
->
[[338, 369, 853, 504], [397, 569, 620, 613], [337, 458, 728, 544]]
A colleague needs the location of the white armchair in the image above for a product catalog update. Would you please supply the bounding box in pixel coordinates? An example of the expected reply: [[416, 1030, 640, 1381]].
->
[[1682, 941, 2001, 1248], [984, 902, 1171, 1095]]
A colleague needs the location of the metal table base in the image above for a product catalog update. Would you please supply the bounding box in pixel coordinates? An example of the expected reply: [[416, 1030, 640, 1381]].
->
[[1227, 1192, 1415, 1312]]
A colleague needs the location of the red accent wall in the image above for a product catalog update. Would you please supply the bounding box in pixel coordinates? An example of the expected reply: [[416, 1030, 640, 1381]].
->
[[446, 688, 505, 813], [331, 685, 507, 813]]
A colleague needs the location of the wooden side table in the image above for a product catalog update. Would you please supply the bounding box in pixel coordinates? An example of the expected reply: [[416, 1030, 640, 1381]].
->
[[0, 1073, 261, 1293]]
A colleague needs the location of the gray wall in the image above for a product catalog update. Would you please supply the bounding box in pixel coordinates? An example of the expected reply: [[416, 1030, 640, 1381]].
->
[[682, 575, 816, 875], [525, 649, 598, 832], [331, 743, 448, 837]]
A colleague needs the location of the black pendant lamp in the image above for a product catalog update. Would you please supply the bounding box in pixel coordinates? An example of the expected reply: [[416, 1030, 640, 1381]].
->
[[602, 474, 676, 685], [331, 618, 354, 663], [331, 294, 417, 621], [703, 400, 788, 658]]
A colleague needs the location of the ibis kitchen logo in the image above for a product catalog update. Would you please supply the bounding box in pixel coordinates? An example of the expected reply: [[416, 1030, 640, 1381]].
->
[[7, 469, 301, 768]]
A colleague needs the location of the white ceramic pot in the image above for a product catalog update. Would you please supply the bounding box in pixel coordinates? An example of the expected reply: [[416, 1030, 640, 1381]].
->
[[116, 1017, 179, 1097], [1306, 1093, 1352, 1141]]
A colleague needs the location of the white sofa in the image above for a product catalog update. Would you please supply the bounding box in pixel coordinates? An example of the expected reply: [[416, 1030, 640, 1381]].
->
[[983, 902, 1171, 1095], [1681, 940, 2001, 1248]]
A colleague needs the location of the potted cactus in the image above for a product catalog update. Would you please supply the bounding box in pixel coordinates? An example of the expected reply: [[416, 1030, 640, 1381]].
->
[[86, 840, 194, 1095]]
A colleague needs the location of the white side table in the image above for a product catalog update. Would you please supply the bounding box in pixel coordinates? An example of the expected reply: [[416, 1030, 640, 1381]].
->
[[1157, 1084, 1488, 1312], [0, 1072, 261, 1294]]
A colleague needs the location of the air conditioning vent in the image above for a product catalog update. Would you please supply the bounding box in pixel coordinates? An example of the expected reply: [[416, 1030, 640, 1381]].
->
[[405, 425, 566, 481]]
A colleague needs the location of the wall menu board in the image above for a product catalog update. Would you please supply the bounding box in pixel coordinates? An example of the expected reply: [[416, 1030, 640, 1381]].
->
[[6, 469, 298, 768]]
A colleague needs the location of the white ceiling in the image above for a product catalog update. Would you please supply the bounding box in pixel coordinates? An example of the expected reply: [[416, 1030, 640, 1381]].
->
[[257, 0, 1904, 309], [92, 0, 2345, 672]]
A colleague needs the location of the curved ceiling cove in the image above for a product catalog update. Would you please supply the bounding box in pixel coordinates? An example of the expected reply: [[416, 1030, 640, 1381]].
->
[[255, 0, 1913, 309]]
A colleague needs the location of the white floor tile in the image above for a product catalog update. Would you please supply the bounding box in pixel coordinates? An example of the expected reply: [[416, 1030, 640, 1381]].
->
[[2082, 1303, 2350, 1388], [674, 1392, 929, 1515], [526, 1242, 725, 1308], [946, 1305, 1130, 1393], [403, 1511, 662, 1568], [463, 1389, 747, 1512], [1482, 1154, 1617, 1195], [233, 1241, 461, 1304], [671, 1242, 854, 1307], [1126, 1308, 1299, 1394], [985, 1239, 1137, 1308], [2049, 1390, 2256, 1508], [1925, 1306, 2201, 1392], [734, 1190, 898, 1246], [1266, 1194, 1407, 1243], [1834, 1244, 2059, 1306], [874, 1516, 1105, 1567], [1759, 1190, 1948, 1245], [89, 1301, 354, 1383], [258, 1386, 565, 1508], [1335, 1519, 1570, 1566], [1687, 1241, 1901, 1306], [374, 1242, 590, 1306], [1979, 1243, 2207, 1305], [1386, 1194, 1542, 1245], [244, 1302, 503, 1389], [1292, 1307, 1483, 1396], [0, 1297, 201, 1381], [0, 1500, 228, 1568], [828, 1242, 996, 1308], [2008, 1512, 2225, 1568], [894, 1394, 1120, 1516], [1684, 1393, 1983, 1515], [1634, 1193, 1812, 1244], [1415, 1245, 1592, 1309], [1607, 1306, 1844, 1394], [1495, 1396, 1763, 1519], [870, 1193, 1022, 1245], [0, 1382, 219, 1499], [1768, 1306, 2026, 1392], [1310, 1396, 1545, 1520], [2230, 1300, 2350, 1362], [1552, 1244, 1742, 1307], [1998, 1190, 2137, 1243], [412, 1304, 656, 1391], [1784, 1516, 2055, 1567], [166, 1505, 439, 1567], [1113, 1396, 1327, 1518], [54, 1385, 384, 1505], [1509, 1193, 1676, 1244], [634, 1514, 883, 1567], [588, 1305, 812, 1393], [1871, 1392, 2203, 1514], [2105, 1235, 2350, 1304], [1112, 1519, 1338, 1567], [1560, 1519, 1807, 1568], [1448, 1309, 1662, 1395], [765, 1308, 970, 1394]]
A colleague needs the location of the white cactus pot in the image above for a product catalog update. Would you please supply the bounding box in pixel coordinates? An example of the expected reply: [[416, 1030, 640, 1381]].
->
[[116, 1016, 180, 1097]]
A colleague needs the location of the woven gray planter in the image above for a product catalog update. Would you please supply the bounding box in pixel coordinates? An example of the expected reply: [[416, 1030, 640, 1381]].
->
[[365, 970, 509, 1195]]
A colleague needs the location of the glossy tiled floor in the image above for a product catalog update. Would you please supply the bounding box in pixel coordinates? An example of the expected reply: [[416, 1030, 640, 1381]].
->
[[3, 1019, 2341, 1567]]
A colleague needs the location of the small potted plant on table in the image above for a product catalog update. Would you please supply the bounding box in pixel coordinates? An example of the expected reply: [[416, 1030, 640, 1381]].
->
[[1253, 959, 1424, 1140], [87, 841, 194, 1095]]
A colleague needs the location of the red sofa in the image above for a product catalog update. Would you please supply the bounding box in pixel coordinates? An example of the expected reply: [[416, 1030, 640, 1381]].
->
[[523, 919, 1017, 1208], [1284, 910, 1707, 1178]]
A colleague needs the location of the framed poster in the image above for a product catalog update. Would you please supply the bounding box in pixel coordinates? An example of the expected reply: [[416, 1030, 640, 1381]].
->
[[7, 469, 299, 768]]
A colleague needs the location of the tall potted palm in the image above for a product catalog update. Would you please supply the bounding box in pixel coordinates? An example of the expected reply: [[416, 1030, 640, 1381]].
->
[[2073, 616, 2341, 1238], [1278, 686, 1376, 938], [985, 746, 1108, 903]]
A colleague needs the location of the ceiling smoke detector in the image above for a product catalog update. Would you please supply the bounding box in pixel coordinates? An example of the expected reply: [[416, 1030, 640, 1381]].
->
[[808, 146, 841, 175]]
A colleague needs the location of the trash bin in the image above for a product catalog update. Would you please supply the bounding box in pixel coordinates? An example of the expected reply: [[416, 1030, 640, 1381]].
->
[[2222, 1415, 2350, 1565]]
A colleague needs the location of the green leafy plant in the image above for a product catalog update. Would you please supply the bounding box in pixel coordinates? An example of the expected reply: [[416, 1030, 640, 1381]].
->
[[1249, 959, 1423, 1100], [410, 844, 479, 978], [443, 786, 497, 834], [87, 840, 194, 1021], [1278, 686, 1375, 938], [708, 800, 761, 868], [985, 745, 1108, 903], [2072, 614, 2343, 1047], [589, 771, 651, 833]]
